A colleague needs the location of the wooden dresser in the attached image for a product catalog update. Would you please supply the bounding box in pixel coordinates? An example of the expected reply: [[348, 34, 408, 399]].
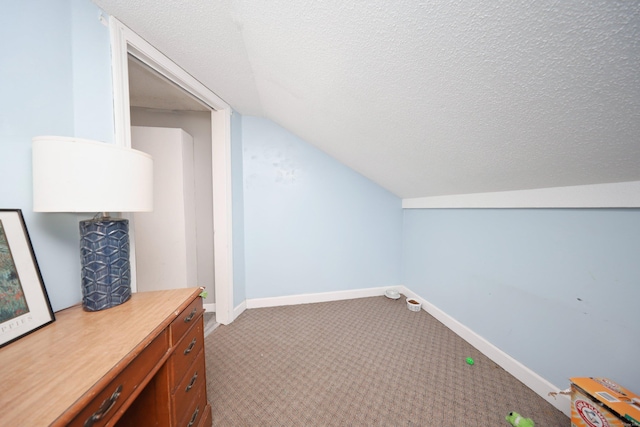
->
[[0, 287, 212, 427]]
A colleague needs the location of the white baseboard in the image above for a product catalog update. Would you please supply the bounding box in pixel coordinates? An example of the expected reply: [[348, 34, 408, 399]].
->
[[203, 303, 216, 313], [233, 299, 247, 321], [246, 286, 392, 309], [398, 285, 571, 417]]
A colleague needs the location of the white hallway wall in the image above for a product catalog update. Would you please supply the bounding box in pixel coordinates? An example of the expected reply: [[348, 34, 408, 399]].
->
[[131, 126, 197, 292], [130, 108, 215, 304]]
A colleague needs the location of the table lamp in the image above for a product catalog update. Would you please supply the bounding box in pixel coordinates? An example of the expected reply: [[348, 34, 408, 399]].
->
[[32, 136, 153, 311]]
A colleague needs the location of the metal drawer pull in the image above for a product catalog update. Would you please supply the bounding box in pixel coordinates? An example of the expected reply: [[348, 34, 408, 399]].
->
[[187, 406, 199, 427], [84, 384, 123, 427], [185, 371, 198, 392], [183, 337, 197, 355], [184, 307, 197, 323]]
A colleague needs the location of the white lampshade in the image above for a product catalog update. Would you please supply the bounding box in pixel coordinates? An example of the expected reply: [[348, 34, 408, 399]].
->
[[32, 136, 153, 213]]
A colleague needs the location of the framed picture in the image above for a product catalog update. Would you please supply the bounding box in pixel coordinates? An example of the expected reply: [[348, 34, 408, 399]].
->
[[0, 209, 54, 347]]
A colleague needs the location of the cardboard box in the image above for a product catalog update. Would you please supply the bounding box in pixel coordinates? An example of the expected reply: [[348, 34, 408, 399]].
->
[[570, 377, 640, 427]]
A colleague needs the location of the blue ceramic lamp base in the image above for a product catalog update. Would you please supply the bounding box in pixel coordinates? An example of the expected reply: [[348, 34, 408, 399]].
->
[[80, 217, 132, 311]]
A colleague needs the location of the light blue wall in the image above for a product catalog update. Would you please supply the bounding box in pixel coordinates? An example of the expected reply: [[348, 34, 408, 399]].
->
[[242, 117, 403, 299], [71, 0, 114, 142], [0, 0, 113, 311], [231, 111, 246, 307], [402, 208, 640, 390]]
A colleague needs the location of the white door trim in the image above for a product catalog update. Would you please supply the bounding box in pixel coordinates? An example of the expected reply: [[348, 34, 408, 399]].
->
[[108, 17, 235, 325]]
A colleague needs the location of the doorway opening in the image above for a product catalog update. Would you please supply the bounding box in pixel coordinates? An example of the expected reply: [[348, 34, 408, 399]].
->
[[129, 58, 212, 293], [109, 17, 234, 325]]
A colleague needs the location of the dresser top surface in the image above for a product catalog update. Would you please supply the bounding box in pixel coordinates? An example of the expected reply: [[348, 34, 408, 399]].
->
[[0, 287, 202, 426]]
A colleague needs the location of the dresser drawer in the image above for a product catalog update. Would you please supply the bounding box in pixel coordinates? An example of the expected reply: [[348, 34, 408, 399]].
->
[[173, 350, 207, 426], [168, 316, 204, 390], [70, 330, 169, 427], [170, 297, 204, 345], [178, 386, 209, 427]]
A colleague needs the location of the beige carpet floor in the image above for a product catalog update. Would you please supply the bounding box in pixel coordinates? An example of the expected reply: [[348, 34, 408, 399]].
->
[[205, 295, 569, 426]]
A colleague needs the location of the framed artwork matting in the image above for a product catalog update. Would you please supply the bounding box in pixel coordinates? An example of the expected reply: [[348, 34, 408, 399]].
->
[[0, 209, 54, 348]]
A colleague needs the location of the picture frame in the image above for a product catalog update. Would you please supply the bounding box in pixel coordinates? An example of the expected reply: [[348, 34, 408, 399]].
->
[[0, 209, 54, 348]]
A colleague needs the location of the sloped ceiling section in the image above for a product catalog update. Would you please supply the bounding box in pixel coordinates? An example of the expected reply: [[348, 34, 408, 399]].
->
[[93, 0, 640, 199]]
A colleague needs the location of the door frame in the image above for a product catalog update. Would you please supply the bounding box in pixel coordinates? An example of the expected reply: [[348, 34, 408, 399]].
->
[[108, 17, 235, 324]]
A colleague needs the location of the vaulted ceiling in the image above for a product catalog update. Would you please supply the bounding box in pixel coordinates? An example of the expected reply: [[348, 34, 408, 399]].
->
[[93, 0, 640, 199]]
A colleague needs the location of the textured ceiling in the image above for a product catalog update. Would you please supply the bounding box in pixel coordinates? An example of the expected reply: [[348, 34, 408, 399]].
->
[[93, 0, 640, 198]]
